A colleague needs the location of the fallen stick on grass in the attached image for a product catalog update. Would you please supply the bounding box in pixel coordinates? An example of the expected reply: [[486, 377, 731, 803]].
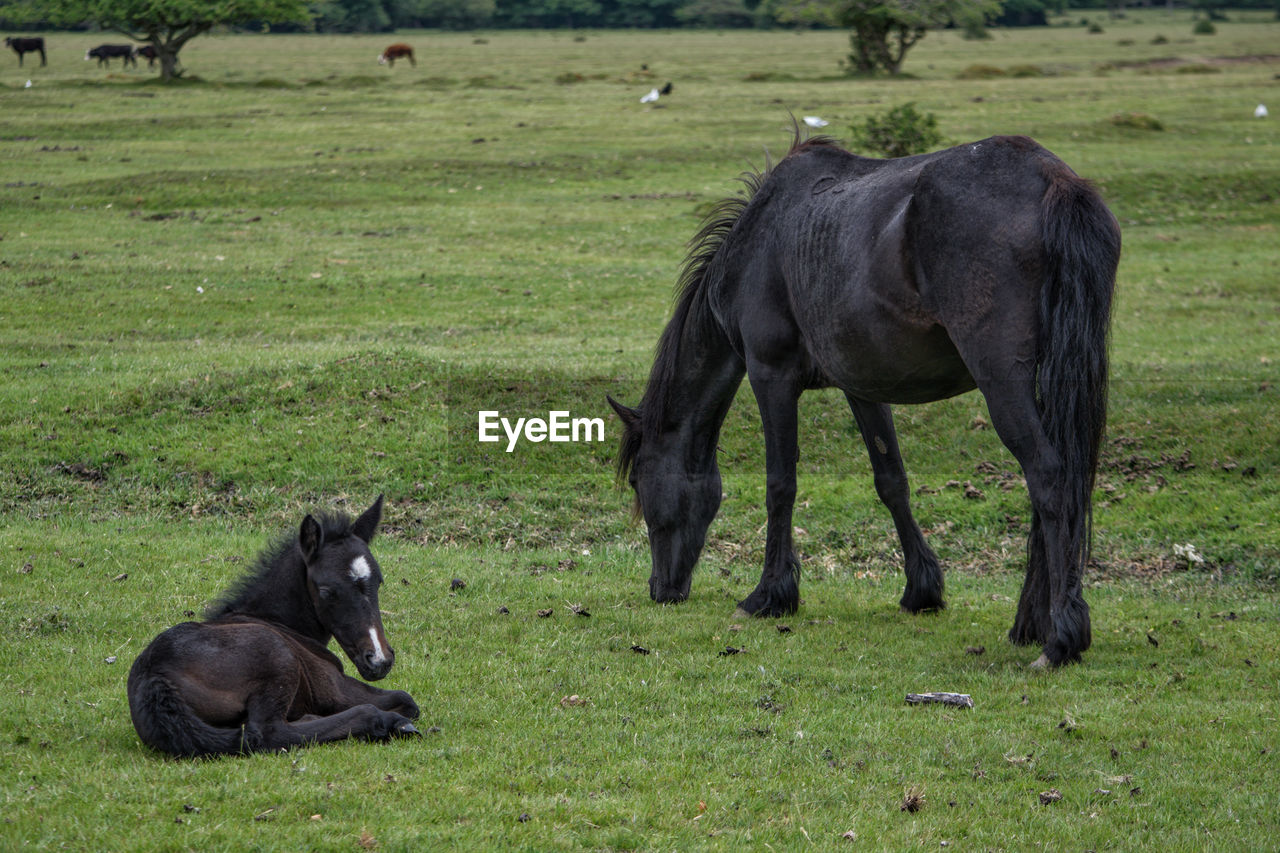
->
[[905, 692, 974, 709]]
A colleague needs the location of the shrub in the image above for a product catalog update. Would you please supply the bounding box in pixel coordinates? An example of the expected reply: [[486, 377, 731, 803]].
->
[[957, 63, 1005, 79], [1193, 19, 1216, 35], [1009, 64, 1045, 78], [850, 102, 945, 158], [1109, 111, 1164, 131], [1177, 63, 1220, 74], [1087, 21, 1104, 34], [1151, 34, 1169, 44]]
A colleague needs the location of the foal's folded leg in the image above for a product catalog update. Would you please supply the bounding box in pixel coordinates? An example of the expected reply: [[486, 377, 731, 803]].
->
[[264, 705, 420, 749]]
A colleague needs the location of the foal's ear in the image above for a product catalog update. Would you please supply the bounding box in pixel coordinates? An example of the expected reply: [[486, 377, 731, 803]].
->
[[351, 494, 383, 544], [606, 395, 640, 428], [299, 514, 323, 563]]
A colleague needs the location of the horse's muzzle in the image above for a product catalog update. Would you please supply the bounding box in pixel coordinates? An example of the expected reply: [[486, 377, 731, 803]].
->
[[358, 647, 394, 680]]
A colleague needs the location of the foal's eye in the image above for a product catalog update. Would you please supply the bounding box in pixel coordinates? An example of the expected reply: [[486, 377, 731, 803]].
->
[[317, 586, 334, 600]]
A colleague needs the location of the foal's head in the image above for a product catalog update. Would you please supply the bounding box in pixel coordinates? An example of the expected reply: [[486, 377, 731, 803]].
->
[[300, 495, 397, 680]]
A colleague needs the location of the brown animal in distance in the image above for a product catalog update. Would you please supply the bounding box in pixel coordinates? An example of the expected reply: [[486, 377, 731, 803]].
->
[[379, 43, 415, 67]]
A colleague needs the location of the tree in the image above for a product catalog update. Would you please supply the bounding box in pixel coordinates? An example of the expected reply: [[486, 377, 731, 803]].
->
[[42, 0, 311, 80], [779, 0, 999, 75]]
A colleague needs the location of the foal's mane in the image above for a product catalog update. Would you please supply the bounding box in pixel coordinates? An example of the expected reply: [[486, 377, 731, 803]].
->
[[206, 510, 359, 619], [616, 129, 840, 486]]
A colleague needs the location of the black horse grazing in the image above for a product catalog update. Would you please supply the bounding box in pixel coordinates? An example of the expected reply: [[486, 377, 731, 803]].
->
[[135, 44, 158, 69], [5, 36, 45, 66], [86, 44, 136, 67], [610, 133, 1119, 667], [127, 496, 421, 757]]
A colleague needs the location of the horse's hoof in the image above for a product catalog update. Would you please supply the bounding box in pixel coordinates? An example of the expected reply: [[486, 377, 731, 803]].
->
[[731, 607, 751, 620], [1028, 653, 1051, 670]]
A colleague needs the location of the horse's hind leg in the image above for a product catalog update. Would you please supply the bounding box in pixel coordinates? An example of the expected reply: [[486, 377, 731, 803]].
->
[[980, 380, 1091, 666], [846, 397, 944, 612]]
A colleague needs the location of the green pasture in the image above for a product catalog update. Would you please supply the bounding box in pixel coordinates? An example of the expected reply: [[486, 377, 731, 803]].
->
[[1, 14, 1278, 849]]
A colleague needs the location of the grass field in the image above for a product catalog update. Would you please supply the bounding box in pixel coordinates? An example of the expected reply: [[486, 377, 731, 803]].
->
[[1, 13, 1278, 850]]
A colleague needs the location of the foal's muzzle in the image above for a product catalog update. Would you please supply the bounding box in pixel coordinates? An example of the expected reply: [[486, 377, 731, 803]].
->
[[359, 648, 394, 680]]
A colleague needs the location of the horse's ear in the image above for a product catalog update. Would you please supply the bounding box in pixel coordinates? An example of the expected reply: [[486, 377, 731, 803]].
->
[[606, 395, 640, 428], [299, 514, 323, 563], [351, 494, 383, 544]]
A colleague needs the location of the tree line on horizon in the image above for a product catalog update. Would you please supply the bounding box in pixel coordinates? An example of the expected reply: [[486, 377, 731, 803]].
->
[[5, 0, 1274, 33], [2, 0, 1273, 82]]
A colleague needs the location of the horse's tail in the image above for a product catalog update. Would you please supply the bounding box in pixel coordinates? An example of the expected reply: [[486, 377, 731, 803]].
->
[[127, 650, 246, 758], [1035, 164, 1120, 652]]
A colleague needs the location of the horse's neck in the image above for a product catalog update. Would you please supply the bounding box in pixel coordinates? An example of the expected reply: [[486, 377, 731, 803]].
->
[[225, 558, 328, 644], [653, 303, 744, 461]]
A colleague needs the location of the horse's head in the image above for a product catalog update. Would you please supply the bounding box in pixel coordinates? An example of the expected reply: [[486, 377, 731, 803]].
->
[[609, 396, 721, 604], [299, 495, 396, 680]]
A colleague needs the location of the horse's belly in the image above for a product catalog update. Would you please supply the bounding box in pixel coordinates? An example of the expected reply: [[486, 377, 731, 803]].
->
[[801, 306, 976, 404], [836, 362, 978, 404]]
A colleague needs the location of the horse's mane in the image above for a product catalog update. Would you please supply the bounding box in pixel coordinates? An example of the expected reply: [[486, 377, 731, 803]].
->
[[206, 510, 358, 619], [616, 128, 841, 488]]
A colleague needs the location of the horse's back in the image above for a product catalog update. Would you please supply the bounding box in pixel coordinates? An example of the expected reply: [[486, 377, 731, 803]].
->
[[723, 136, 1070, 401]]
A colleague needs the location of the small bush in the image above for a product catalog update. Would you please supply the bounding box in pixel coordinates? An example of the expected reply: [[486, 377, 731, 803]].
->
[[1009, 64, 1045, 78], [1088, 21, 1105, 34], [1109, 111, 1164, 131], [554, 72, 586, 84], [1177, 63, 1220, 74], [1151, 34, 1169, 44], [851, 102, 945, 158], [1193, 19, 1216, 35], [957, 63, 1005, 80]]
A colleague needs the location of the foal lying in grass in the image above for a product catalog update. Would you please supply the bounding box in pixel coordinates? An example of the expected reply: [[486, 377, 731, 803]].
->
[[128, 496, 420, 757]]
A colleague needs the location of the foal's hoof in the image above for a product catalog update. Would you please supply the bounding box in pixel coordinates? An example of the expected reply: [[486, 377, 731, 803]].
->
[[731, 607, 751, 620], [1028, 653, 1051, 670]]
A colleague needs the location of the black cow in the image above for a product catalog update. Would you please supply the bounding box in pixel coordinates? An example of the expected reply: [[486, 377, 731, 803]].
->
[[86, 44, 136, 67], [135, 44, 158, 69], [5, 36, 46, 67]]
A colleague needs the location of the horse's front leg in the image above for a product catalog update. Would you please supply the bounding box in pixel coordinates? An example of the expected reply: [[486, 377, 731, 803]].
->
[[266, 705, 419, 749], [242, 680, 418, 753], [847, 397, 945, 612], [735, 374, 801, 618], [328, 673, 420, 721]]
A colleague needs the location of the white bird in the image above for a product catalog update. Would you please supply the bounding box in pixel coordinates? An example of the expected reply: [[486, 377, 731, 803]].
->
[[803, 116, 828, 128], [1255, 104, 1268, 118], [640, 88, 659, 104], [24, 79, 32, 88]]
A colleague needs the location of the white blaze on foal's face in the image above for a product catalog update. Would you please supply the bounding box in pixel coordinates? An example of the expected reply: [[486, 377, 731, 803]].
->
[[350, 555, 372, 582], [367, 626, 388, 665], [349, 555, 388, 665]]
